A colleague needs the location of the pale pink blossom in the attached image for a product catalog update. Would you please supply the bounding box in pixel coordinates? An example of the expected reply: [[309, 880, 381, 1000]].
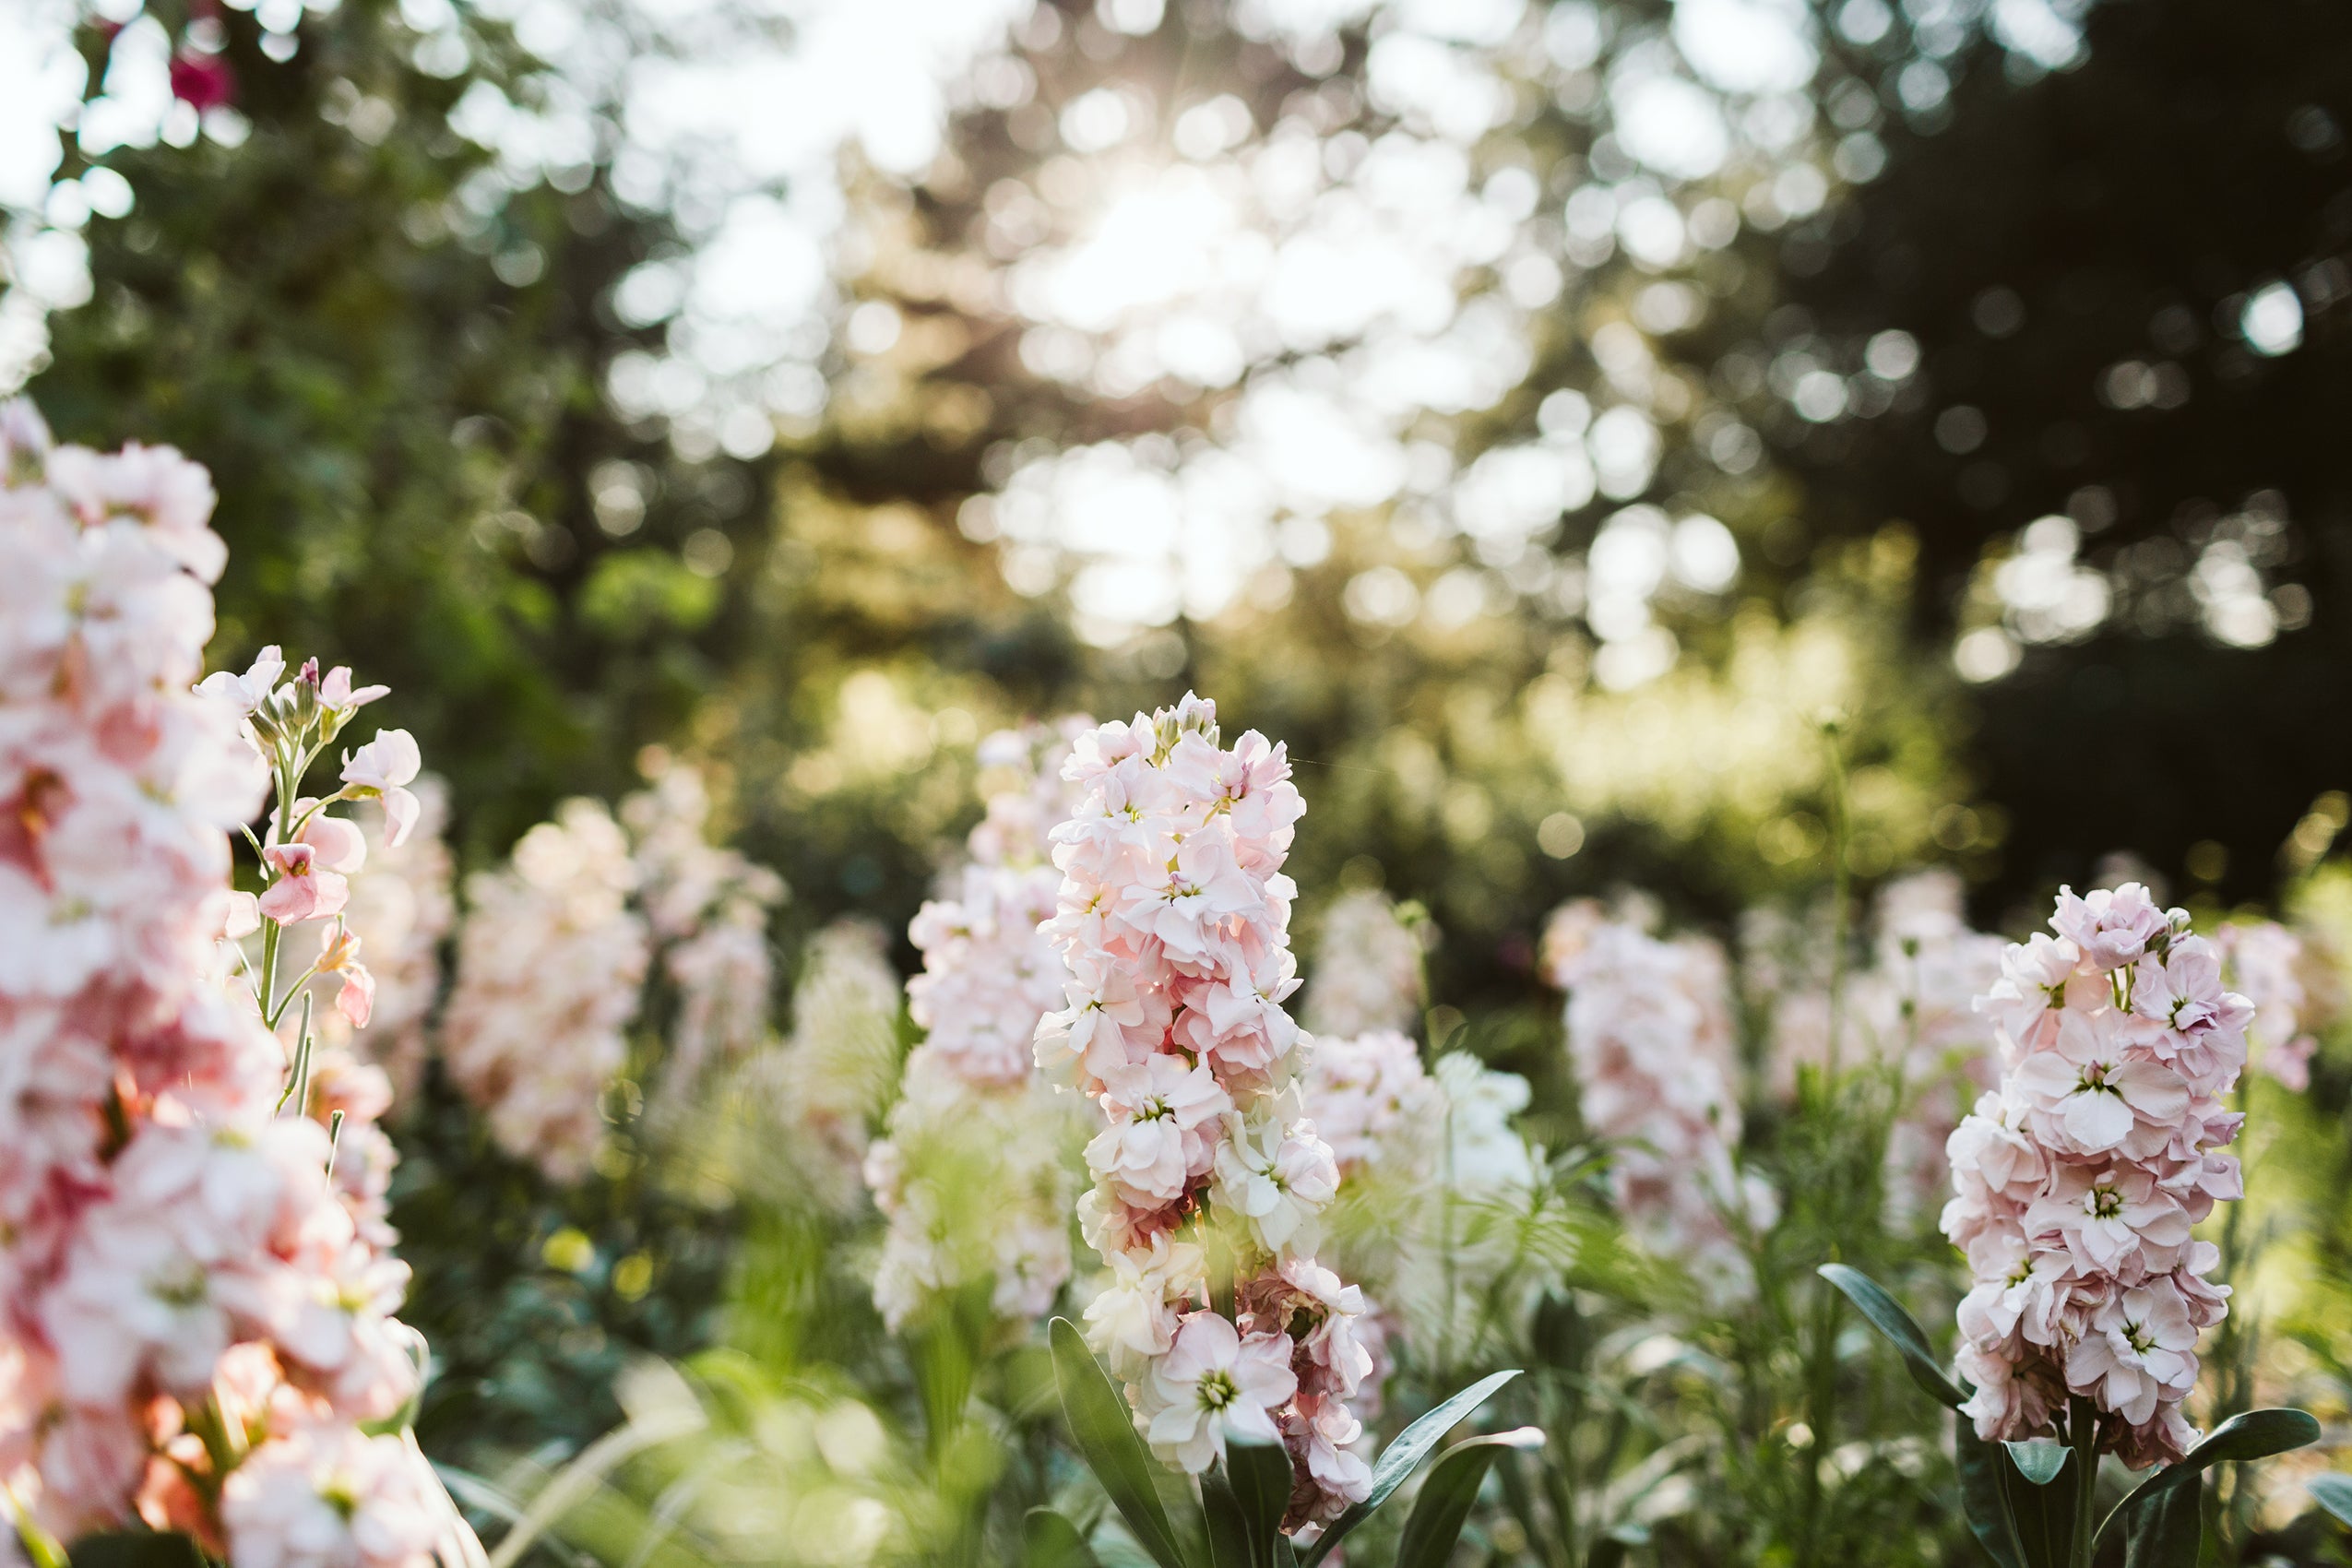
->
[[1944, 885, 2248, 1467], [315, 667, 388, 717], [1301, 1029, 1442, 1178], [338, 732, 422, 848], [1301, 891, 1426, 1039], [1039, 697, 1370, 1526], [1082, 1232, 1206, 1381], [2053, 883, 2171, 972], [1209, 1108, 1341, 1254], [1138, 1313, 1298, 1473], [2217, 920, 2321, 1090], [259, 841, 350, 925], [441, 800, 648, 1182], [197, 645, 287, 715], [0, 406, 452, 1550], [1089, 1055, 1230, 1208], [1550, 907, 1764, 1301], [220, 1427, 445, 1568]]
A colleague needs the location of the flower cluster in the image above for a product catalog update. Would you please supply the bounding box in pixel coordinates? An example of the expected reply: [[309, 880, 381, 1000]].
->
[[1944, 884, 2251, 1467], [1301, 1028, 1443, 1181], [1546, 902, 1769, 1301], [302, 779, 455, 1107], [866, 723, 1090, 1329], [1036, 696, 1372, 1532], [753, 920, 905, 1212], [2216, 919, 2321, 1092], [1301, 890, 1428, 1040], [0, 403, 463, 1566], [441, 799, 650, 1183], [1744, 873, 2007, 1225], [621, 760, 786, 1095]]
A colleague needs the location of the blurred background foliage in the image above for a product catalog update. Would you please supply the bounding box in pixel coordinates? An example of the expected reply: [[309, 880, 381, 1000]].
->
[[10, 0, 2352, 1559]]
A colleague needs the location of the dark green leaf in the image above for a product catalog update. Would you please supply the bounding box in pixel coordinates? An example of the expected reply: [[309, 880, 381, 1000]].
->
[[65, 1534, 206, 1568], [2004, 1441, 2069, 1487], [1815, 1264, 1966, 1409], [1025, 1508, 1103, 1568], [1392, 1430, 1545, 1568], [1050, 1317, 1191, 1568], [2120, 1472, 2204, 1568], [1202, 1470, 1254, 1568], [1954, 1416, 2026, 1568], [1298, 1370, 1521, 1568], [2096, 1409, 2322, 1550], [1225, 1433, 1292, 1568], [2002, 1436, 2080, 1568], [2310, 1472, 2352, 1528], [1585, 1542, 1627, 1568]]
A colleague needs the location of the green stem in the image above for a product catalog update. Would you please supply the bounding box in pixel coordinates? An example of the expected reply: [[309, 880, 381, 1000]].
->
[[1821, 720, 1853, 1084], [278, 989, 315, 1116], [2068, 1396, 2100, 1568], [257, 915, 283, 1027], [1797, 1275, 1841, 1566]]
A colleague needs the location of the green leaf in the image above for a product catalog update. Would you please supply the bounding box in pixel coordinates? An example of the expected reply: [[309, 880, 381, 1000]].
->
[[2000, 1438, 2079, 1568], [1584, 1543, 1627, 1568], [1392, 1430, 1546, 1568], [65, 1534, 207, 1568], [1202, 1469, 1254, 1568], [2096, 1408, 2322, 1550], [1298, 1370, 1521, 1568], [2120, 1472, 2204, 1568], [5, 1500, 68, 1568], [2310, 1472, 2352, 1528], [1050, 1317, 1191, 1568], [1225, 1433, 1292, 1568], [2003, 1441, 2069, 1487], [1953, 1416, 2025, 1568], [1025, 1508, 1104, 1568], [1815, 1264, 1966, 1409]]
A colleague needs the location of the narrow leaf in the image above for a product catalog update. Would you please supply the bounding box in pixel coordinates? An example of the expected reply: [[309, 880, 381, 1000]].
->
[[1024, 1509, 1103, 1568], [1392, 1430, 1545, 1568], [1050, 1318, 1190, 1568], [2096, 1408, 2322, 1550], [6, 1502, 68, 1568], [1815, 1264, 1966, 1409], [2003, 1442, 2069, 1487], [2310, 1472, 2352, 1528], [1953, 1416, 2025, 1568], [1225, 1434, 1292, 1568], [1298, 1370, 1521, 1568], [2120, 1472, 2203, 1568], [1202, 1470, 1254, 1568]]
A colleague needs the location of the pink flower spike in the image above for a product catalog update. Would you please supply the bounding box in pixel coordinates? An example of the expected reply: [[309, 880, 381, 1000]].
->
[[258, 840, 350, 924]]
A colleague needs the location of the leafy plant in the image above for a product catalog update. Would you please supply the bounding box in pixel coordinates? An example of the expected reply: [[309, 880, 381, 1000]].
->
[[1820, 1265, 2321, 1568], [1040, 1318, 1537, 1568]]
